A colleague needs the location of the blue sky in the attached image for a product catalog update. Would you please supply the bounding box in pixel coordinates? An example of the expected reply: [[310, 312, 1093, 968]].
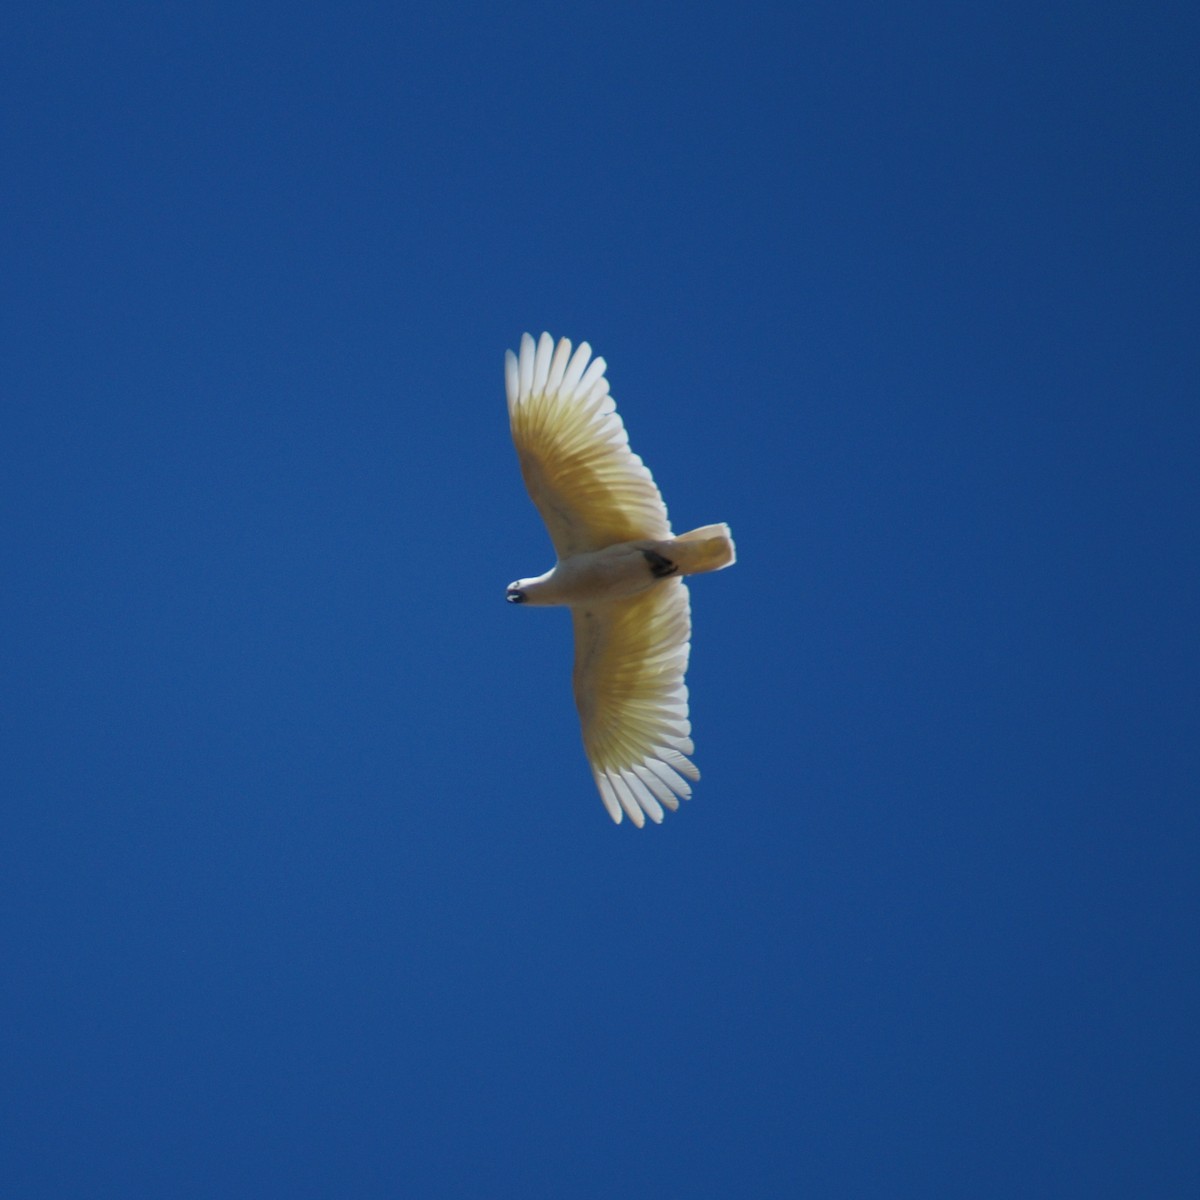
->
[[3, 2, 1197, 1196]]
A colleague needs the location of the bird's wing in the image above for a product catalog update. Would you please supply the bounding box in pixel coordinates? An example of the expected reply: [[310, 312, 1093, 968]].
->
[[572, 579, 699, 826], [506, 332, 672, 558]]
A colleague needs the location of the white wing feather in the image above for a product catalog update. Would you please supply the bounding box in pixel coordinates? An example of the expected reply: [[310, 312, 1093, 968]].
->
[[571, 580, 698, 827], [506, 333, 671, 557]]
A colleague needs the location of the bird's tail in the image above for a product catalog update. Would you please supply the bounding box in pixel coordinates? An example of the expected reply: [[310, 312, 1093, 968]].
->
[[665, 523, 737, 575]]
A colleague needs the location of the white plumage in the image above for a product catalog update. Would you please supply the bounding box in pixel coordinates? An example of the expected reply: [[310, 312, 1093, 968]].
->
[[505, 332, 735, 826]]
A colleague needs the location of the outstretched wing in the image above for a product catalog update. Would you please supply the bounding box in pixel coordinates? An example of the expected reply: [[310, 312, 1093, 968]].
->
[[506, 332, 671, 558], [572, 579, 699, 826]]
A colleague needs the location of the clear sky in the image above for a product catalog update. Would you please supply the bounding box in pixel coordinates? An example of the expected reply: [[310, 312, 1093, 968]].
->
[[3, 2, 1197, 1196]]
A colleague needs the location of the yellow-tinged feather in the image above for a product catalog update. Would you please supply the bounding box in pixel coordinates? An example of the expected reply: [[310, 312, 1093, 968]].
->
[[508, 336, 671, 558], [572, 580, 696, 811]]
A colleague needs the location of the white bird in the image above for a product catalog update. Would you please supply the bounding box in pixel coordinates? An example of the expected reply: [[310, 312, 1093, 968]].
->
[[504, 332, 735, 826]]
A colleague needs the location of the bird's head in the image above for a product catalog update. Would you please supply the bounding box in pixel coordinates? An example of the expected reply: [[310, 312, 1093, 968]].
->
[[505, 582, 527, 604]]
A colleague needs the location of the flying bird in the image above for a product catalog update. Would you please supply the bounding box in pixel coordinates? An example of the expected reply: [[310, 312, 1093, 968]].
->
[[505, 332, 735, 826]]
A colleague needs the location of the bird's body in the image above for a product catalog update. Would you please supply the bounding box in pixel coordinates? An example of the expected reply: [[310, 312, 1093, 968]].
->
[[505, 332, 734, 827], [509, 542, 660, 607], [509, 529, 733, 607]]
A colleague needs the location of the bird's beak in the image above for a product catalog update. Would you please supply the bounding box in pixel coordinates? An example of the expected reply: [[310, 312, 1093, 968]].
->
[[506, 587, 525, 604]]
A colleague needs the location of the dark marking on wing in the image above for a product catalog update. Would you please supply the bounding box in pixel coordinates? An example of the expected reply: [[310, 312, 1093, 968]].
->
[[642, 549, 679, 578]]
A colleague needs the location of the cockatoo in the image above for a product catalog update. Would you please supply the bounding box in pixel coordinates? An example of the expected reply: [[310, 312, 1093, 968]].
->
[[504, 332, 735, 826]]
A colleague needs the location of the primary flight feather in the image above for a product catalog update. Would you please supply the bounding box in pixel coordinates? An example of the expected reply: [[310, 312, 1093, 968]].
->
[[505, 332, 735, 826]]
